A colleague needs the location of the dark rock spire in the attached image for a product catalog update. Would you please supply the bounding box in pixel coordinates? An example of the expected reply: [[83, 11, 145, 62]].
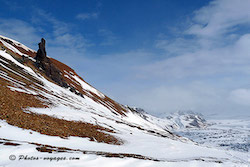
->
[[36, 38, 47, 63], [33, 38, 83, 97]]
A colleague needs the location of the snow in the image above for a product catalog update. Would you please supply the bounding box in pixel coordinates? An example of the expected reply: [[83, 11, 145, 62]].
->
[[0, 70, 26, 86], [0, 39, 24, 56], [0, 50, 36, 75], [72, 75, 105, 98], [0, 57, 9, 64], [0, 36, 249, 166], [0, 37, 36, 63], [7, 86, 38, 95], [63, 69, 106, 99], [0, 34, 36, 52], [0, 62, 31, 82], [2, 143, 245, 167], [123, 111, 165, 132], [132, 110, 208, 131], [0, 120, 249, 167], [175, 118, 250, 153]]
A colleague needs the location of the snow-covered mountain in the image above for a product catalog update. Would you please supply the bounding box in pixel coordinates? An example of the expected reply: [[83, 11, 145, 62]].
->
[[0, 35, 249, 167], [130, 108, 208, 130], [165, 111, 208, 129]]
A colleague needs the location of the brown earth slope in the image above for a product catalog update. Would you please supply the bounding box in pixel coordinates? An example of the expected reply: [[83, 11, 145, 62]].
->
[[0, 79, 122, 145], [0, 37, 125, 145]]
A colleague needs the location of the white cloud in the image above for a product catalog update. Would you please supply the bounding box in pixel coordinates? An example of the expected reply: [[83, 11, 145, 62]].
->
[[0, 19, 40, 49], [135, 0, 250, 81], [187, 0, 250, 38], [76, 13, 98, 20], [31, 9, 90, 60], [138, 33, 250, 80], [155, 38, 198, 55], [33, 9, 72, 36], [114, 0, 250, 116], [0, 9, 90, 70], [229, 88, 250, 106], [98, 29, 117, 46], [121, 83, 227, 115]]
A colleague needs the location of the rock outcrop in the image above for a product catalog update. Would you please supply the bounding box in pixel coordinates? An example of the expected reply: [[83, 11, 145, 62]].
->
[[34, 38, 84, 98], [35, 38, 67, 87], [36, 38, 47, 63]]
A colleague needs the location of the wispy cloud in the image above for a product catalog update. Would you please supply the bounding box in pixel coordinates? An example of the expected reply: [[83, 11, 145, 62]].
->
[[229, 88, 250, 106], [0, 18, 40, 49], [2, 1, 23, 11], [0, 9, 91, 68], [76, 12, 99, 20], [98, 29, 117, 46], [108, 0, 250, 116], [137, 0, 250, 80], [138, 34, 250, 80], [32, 9, 71, 36], [31, 9, 91, 65], [187, 0, 250, 38]]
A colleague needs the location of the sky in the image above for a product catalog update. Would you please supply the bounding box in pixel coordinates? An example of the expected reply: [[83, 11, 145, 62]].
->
[[0, 0, 250, 118]]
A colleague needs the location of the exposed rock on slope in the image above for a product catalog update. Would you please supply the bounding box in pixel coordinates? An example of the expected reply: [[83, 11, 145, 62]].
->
[[35, 38, 69, 89], [36, 38, 47, 62]]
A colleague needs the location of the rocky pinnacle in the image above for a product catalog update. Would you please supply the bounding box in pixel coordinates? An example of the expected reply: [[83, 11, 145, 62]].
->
[[36, 38, 47, 63]]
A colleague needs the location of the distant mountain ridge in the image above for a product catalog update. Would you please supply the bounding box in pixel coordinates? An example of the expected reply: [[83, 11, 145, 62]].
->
[[131, 107, 208, 130]]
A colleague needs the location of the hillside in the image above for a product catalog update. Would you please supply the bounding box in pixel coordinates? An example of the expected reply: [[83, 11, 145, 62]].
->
[[0, 35, 249, 167]]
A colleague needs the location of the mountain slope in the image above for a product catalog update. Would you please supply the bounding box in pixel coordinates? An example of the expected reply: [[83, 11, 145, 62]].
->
[[0, 35, 249, 167]]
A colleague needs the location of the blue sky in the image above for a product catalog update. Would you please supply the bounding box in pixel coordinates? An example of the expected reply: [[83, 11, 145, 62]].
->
[[0, 0, 210, 54], [1, 0, 250, 118]]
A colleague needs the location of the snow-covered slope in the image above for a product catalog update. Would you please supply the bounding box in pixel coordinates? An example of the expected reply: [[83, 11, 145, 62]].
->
[[0, 35, 249, 167]]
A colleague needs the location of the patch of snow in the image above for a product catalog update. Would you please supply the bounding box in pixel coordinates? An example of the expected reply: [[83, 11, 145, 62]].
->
[[0, 120, 249, 166], [7, 86, 38, 95], [0, 35, 36, 52], [0, 57, 9, 64], [0, 50, 36, 75], [1, 141, 244, 167], [72, 75, 105, 98]]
